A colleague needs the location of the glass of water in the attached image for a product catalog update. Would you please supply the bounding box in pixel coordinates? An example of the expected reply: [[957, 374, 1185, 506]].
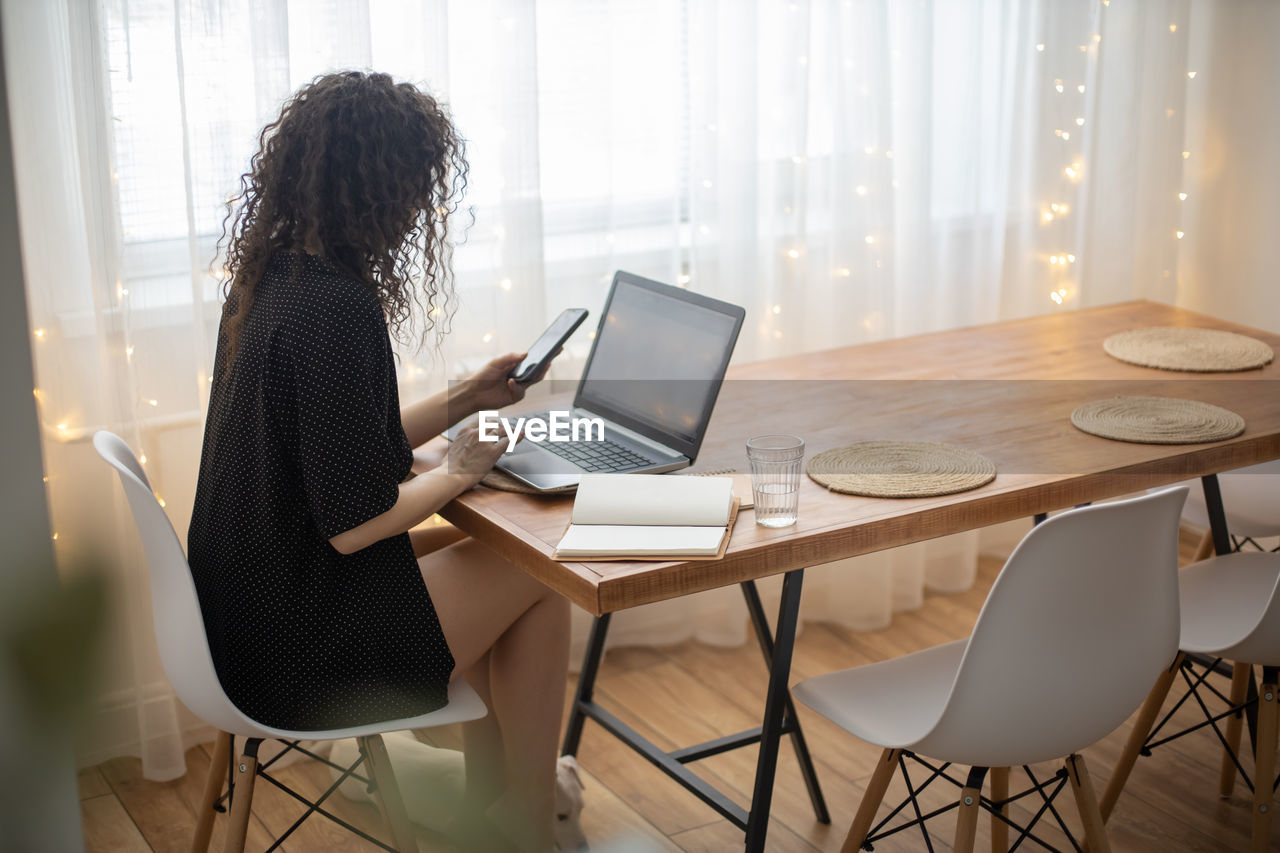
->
[[746, 434, 805, 528]]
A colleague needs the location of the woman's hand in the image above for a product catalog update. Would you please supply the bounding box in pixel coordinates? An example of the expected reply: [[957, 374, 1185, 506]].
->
[[445, 417, 511, 488], [462, 350, 560, 413]]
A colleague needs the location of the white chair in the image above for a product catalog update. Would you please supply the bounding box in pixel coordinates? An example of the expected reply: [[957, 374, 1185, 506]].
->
[[1099, 550, 1280, 852], [94, 431, 486, 853], [1182, 460, 1280, 558], [792, 487, 1188, 853]]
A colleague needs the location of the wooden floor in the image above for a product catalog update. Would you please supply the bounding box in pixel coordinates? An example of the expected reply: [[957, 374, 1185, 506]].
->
[[81, 536, 1278, 852]]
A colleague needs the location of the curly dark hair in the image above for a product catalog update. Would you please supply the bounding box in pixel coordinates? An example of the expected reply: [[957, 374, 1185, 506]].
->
[[217, 71, 467, 366]]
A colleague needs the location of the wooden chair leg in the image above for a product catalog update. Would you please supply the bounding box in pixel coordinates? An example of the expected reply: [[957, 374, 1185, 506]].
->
[[954, 784, 982, 853], [222, 740, 257, 853], [840, 748, 900, 853], [1067, 754, 1111, 853], [191, 731, 231, 853], [1100, 653, 1183, 821], [1251, 677, 1278, 853], [990, 767, 1009, 852], [358, 734, 419, 853], [1191, 529, 1215, 563], [1219, 662, 1251, 797]]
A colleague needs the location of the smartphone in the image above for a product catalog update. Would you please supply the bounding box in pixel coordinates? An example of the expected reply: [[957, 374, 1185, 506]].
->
[[509, 308, 589, 385]]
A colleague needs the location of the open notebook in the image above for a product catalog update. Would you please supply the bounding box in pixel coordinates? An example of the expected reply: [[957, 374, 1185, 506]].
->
[[554, 474, 739, 560]]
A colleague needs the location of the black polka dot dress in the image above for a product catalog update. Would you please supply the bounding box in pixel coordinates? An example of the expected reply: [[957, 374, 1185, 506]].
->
[[188, 253, 454, 731]]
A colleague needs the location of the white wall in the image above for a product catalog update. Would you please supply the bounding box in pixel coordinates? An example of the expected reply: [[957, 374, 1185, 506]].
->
[[1178, 0, 1280, 333]]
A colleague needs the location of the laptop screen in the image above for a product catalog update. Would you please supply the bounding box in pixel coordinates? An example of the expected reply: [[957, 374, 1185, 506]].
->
[[574, 272, 744, 460]]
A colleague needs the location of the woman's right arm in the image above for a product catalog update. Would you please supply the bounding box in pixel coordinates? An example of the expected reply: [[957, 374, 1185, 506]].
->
[[328, 421, 507, 555]]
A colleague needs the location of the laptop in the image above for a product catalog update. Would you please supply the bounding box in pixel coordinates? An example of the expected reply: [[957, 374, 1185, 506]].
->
[[484, 270, 744, 492]]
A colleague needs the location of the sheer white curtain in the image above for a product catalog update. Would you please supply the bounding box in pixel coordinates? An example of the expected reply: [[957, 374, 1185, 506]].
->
[[5, 0, 1239, 780]]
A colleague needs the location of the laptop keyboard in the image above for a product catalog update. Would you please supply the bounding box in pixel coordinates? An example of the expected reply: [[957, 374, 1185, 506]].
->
[[541, 437, 657, 472]]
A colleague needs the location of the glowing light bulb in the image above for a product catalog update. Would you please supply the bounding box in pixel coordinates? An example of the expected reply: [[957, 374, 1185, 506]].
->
[[482, 331, 494, 343], [855, 185, 868, 196], [1186, 71, 1197, 79], [1093, 33, 1102, 44], [139, 453, 147, 464], [34, 328, 45, 338], [864, 234, 875, 245], [1077, 84, 1086, 94], [786, 248, 800, 259], [1036, 43, 1045, 52], [701, 179, 713, 189], [1050, 291, 1064, 304], [835, 267, 852, 277], [1169, 24, 1177, 33], [147, 399, 158, 407], [1054, 79, 1064, 93], [1043, 212, 1055, 223], [1176, 231, 1185, 239], [52, 532, 59, 540], [1075, 117, 1085, 126], [56, 423, 67, 431], [1067, 254, 1076, 263], [864, 145, 876, 155], [772, 305, 782, 315], [1178, 192, 1187, 201], [678, 274, 691, 284], [499, 278, 512, 291], [1182, 151, 1191, 159]]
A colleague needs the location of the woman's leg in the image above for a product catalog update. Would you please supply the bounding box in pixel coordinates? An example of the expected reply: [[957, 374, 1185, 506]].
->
[[460, 650, 505, 810], [410, 521, 467, 557], [419, 538, 570, 852]]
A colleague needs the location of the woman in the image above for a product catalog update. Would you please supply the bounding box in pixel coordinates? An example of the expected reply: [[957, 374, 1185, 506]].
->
[[187, 71, 571, 852]]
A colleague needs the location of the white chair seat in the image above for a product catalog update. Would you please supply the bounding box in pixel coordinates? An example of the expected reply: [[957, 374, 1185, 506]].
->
[[228, 678, 487, 742], [1180, 551, 1280, 665], [793, 639, 962, 749], [1179, 460, 1280, 539]]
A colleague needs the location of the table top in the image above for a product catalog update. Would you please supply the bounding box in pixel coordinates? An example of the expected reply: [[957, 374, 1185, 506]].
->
[[439, 300, 1280, 615]]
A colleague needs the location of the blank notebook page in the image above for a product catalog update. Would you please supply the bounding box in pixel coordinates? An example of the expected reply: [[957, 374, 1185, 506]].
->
[[570, 474, 733, 527]]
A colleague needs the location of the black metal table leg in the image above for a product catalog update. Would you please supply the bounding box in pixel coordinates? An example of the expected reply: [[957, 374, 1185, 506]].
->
[[1201, 474, 1232, 558], [740, 580, 830, 824], [563, 612, 612, 756], [744, 569, 806, 853]]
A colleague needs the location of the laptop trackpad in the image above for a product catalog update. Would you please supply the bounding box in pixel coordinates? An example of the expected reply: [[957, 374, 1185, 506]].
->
[[497, 443, 581, 490]]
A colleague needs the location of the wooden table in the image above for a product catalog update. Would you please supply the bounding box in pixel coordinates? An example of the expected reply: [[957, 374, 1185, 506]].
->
[[439, 300, 1280, 852]]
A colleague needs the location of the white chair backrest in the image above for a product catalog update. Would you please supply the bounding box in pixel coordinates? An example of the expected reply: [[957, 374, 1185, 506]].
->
[[914, 487, 1188, 767], [93, 431, 256, 735]]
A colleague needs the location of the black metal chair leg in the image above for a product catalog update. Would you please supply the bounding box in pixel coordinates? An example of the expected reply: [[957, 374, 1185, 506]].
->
[[740, 580, 830, 824], [744, 569, 806, 852], [562, 612, 612, 756]]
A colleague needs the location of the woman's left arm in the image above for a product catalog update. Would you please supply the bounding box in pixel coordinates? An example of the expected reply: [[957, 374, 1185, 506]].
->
[[401, 351, 543, 447]]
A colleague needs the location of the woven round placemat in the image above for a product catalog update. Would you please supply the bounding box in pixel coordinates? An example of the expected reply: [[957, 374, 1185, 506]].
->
[[479, 468, 576, 495], [1103, 327, 1274, 372], [1070, 396, 1245, 444], [806, 441, 997, 498]]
